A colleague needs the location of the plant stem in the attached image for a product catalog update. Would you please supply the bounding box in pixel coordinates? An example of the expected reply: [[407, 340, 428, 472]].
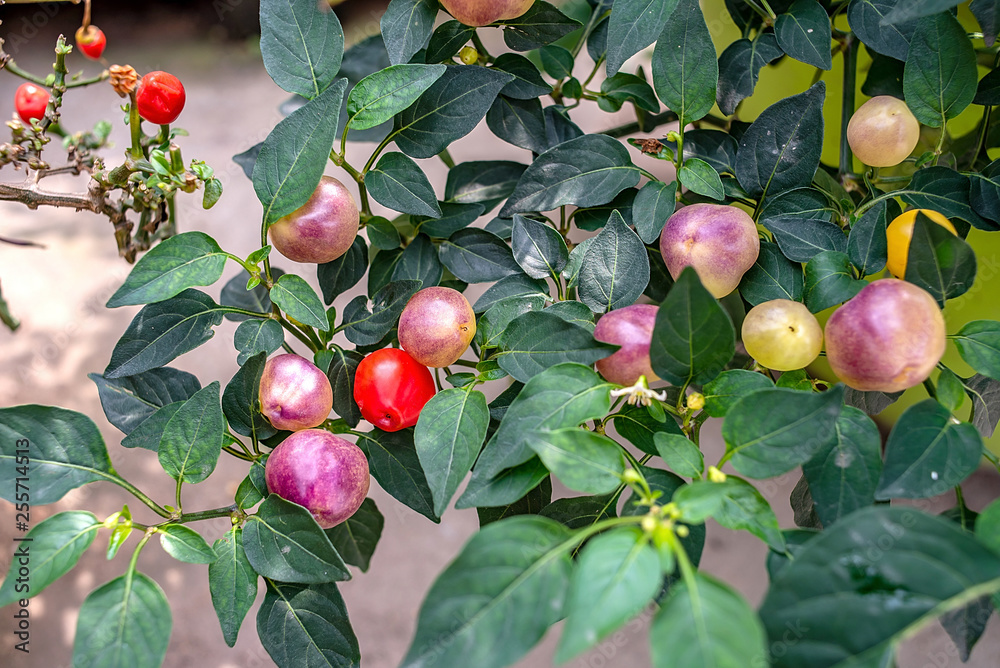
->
[[438, 148, 456, 169], [129, 90, 143, 159], [839, 32, 858, 181], [664, 528, 698, 588], [110, 476, 171, 518], [175, 504, 240, 524], [174, 478, 183, 515], [471, 32, 492, 63]]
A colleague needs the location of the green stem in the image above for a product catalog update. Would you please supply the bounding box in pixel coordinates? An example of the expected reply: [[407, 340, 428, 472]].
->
[[275, 310, 320, 351], [127, 531, 154, 576], [438, 148, 456, 169], [223, 445, 255, 462], [759, 0, 778, 20], [471, 32, 492, 63], [839, 32, 858, 181], [363, 134, 395, 174], [110, 476, 171, 518], [174, 478, 183, 515], [129, 90, 143, 159], [224, 252, 259, 275], [571, 7, 609, 59], [219, 306, 272, 319], [175, 504, 240, 524], [450, 358, 479, 369], [664, 528, 698, 587]]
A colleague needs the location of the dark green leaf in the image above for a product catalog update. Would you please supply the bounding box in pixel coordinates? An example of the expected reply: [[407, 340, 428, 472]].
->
[[260, 0, 343, 99], [356, 428, 439, 522], [497, 311, 617, 383], [971, 0, 1000, 46], [578, 210, 649, 313], [257, 580, 360, 667], [759, 506, 1000, 668], [542, 104, 585, 150], [347, 64, 445, 130], [473, 273, 548, 312], [843, 386, 904, 415], [478, 477, 552, 526], [0, 511, 100, 607], [847, 0, 916, 60], [862, 50, 906, 99], [123, 403, 180, 451], [848, 198, 891, 275], [501, 134, 641, 217], [393, 66, 513, 159], [270, 274, 328, 330], [366, 152, 441, 217], [903, 11, 978, 127], [445, 160, 527, 213], [775, 0, 832, 70], [254, 78, 347, 226], [901, 166, 994, 231], [223, 352, 277, 440], [439, 228, 523, 283], [529, 428, 626, 494], [804, 250, 866, 313], [341, 279, 422, 346], [723, 385, 845, 479], [486, 95, 549, 153], [400, 516, 572, 668], [209, 528, 258, 647], [702, 369, 776, 418], [966, 373, 1000, 438], [544, 300, 595, 332], [392, 233, 442, 287], [651, 573, 767, 668], [0, 406, 113, 504], [633, 180, 677, 244], [764, 216, 848, 263], [539, 44, 574, 79], [244, 495, 351, 583], [415, 388, 489, 516], [665, 129, 741, 176], [802, 406, 882, 527], [556, 527, 661, 662], [511, 214, 569, 279], [678, 157, 725, 200], [158, 382, 224, 483], [970, 158, 1000, 226], [649, 267, 736, 385], [540, 491, 615, 528], [735, 81, 826, 200], [716, 34, 783, 116], [159, 524, 217, 564], [955, 321, 1000, 380], [326, 347, 364, 428], [606, 0, 678, 75], [234, 318, 283, 366], [220, 268, 282, 321], [940, 595, 995, 662], [904, 212, 977, 305], [654, 432, 704, 477], [599, 73, 659, 113], [614, 403, 684, 456], [426, 20, 475, 62], [325, 498, 383, 572], [380, 0, 436, 65], [651, 0, 717, 126], [674, 478, 785, 550], [491, 53, 552, 99], [233, 142, 262, 180], [72, 572, 171, 668], [89, 366, 200, 434], [876, 399, 984, 499], [318, 236, 368, 304], [418, 202, 484, 238], [105, 289, 227, 378], [882, 0, 963, 25], [476, 295, 546, 350], [107, 232, 226, 308], [758, 185, 835, 224], [458, 457, 551, 509], [498, 1, 583, 51], [573, 188, 637, 232], [936, 367, 967, 413], [738, 241, 805, 306]]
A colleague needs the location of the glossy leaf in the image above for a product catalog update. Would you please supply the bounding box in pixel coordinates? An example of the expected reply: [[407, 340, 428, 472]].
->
[[89, 366, 201, 435], [633, 180, 677, 244], [956, 321, 1000, 380], [511, 214, 569, 280], [847, 0, 916, 61], [903, 11, 978, 128], [901, 166, 994, 231], [674, 478, 785, 550], [492, 53, 552, 100], [445, 160, 527, 212], [392, 233, 443, 287], [578, 210, 649, 313], [804, 250, 866, 313], [775, 0, 832, 70], [486, 95, 548, 153], [356, 428, 439, 522], [702, 369, 776, 418], [606, 0, 679, 76], [234, 318, 284, 365], [439, 228, 523, 283], [716, 33, 783, 116], [498, 1, 582, 51], [347, 64, 445, 130], [260, 0, 344, 98], [651, 0, 718, 126], [848, 198, 891, 276], [367, 152, 442, 217], [341, 279, 422, 346], [654, 432, 705, 478], [158, 382, 224, 484], [380, 0, 436, 65], [325, 498, 384, 572], [159, 524, 217, 564], [614, 403, 684, 455], [270, 273, 329, 330], [257, 580, 360, 668], [326, 347, 364, 428], [223, 352, 277, 440], [530, 428, 626, 495], [739, 240, 805, 306], [904, 213, 977, 305], [764, 215, 848, 263], [497, 311, 617, 382], [107, 232, 226, 308], [208, 528, 258, 647]]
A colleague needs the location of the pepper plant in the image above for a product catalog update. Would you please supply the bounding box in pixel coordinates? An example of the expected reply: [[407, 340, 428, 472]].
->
[[4, 0, 1000, 667]]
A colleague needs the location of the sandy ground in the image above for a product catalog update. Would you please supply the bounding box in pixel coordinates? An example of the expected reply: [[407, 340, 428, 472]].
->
[[0, 12, 998, 668]]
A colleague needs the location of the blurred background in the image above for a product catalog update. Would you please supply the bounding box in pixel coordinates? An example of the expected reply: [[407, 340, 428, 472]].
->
[[0, 1, 998, 666]]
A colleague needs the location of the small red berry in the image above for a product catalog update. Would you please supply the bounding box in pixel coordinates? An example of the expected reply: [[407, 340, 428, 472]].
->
[[135, 71, 186, 125], [14, 83, 49, 124], [75, 25, 107, 60]]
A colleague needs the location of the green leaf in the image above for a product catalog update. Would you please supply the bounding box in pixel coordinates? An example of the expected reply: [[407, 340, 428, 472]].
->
[[723, 385, 845, 479], [802, 406, 882, 527], [260, 0, 343, 99], [0, 406, 114, 505], [498, 1, 582, 51], [89, 366, 200, 434], [72, 572, 171, 668], [902, 11, 978, 128], [578, 210, 649, 313], [529, 428, 626, 495], [901, 166, 994, 231], [326, 347, 364, 428], [486, 95, 548, 153], [843, 386, 905, 415], [234, 318, 283, 366], [674, 478, 786, 550], [758, 185, 835, 224], [366, 152, 442, 217], [426, 20, 475, 62], [882, 0, 964, 26], [976, 498, 1000, 554], [492, 53, 552, 99], [556, 527, 661, 662], [936, 368, 967, 413], [158, 381, 224, 483], [347, 64, 445, 130], [735, 81, 826, 200], [739, 240, 805, 306], [649, 266, 736, 386], [847, 0, 916, 61], [805, 250, 867, 313], [445, 160, 527, 213], [124, 404, 183, 452], [651, 573, 767, 668], [458, 457, 552, 510], [876, 399, 983, 499], [775, 0, 833, 70], [400, 516, 572, 668], [257, 580, 360, 667], [862, 50, 907, 99], [393, 65, 513, 159], [765, 216, 848, 263], [599, 73, 659, 113], [222, 352, 277, 440], [356, 428, 439, 522], [970, 158, 1000, 226], [244, 495, 351, 583], [965, 373, 1000, 438], [105, 289, 227, 378], [319, 236, 368, 304], [500, 134, 641, 217], [418, 202, 485, 238], [904, 212, 977, 306], [254, 78, 347, 226], [654, 432, 704, 477], [439, 228, 523, 283], [633, 180, 677, 244], [614, 403, 684, 455], [479, 477, 552, 525], [497, 311, 617, 383], [971, 0, 1000, 47], [848, 198, 891, 276], [341, 279, 422, 346], [538, 489, 615, 528], [220, 268, 282, 321], [510, 214, 569, 279], [678, 157, 725, 200], [159, 524, 217, 564], [651, 0, 718, 127], [759, 506, 1000, 668], [325, 498, 383, 572], [702, 369, 775, 418], [956, 321, 1000, 380], [415, 388, 490, 516], [716, 33, 783, 116], [107, 232, 226, 308], [208, 528, 258, 648], [270, 275, 330, 331], [606, 0, 679, 76], [0, 511, 100, 607], [392, 233, 443, 287], [380, 0, 436, 65]]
